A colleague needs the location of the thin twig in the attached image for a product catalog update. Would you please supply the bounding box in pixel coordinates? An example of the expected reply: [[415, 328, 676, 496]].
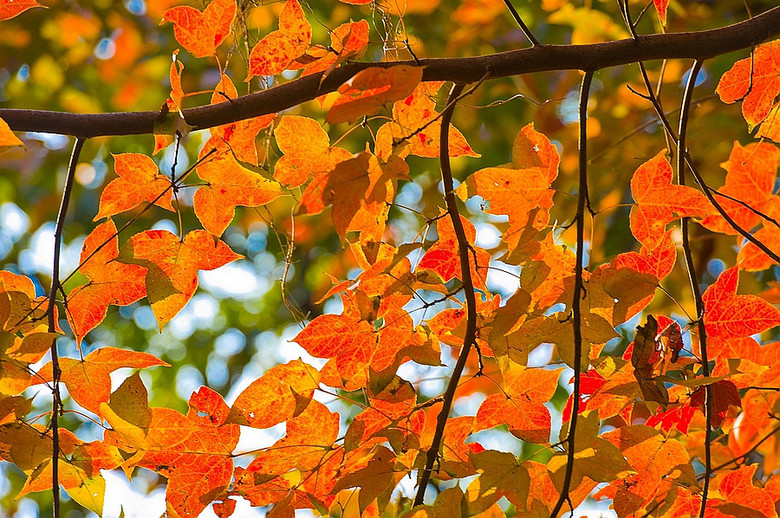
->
[[550, 70, 594, 518], [502, 0, 541, 46], [677, 60, 712, 518], [46, 137, 85, 518], [412, 82, 477, 507]]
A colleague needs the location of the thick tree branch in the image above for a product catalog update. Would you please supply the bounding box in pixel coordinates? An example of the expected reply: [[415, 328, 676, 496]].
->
[[0, 7, 778, 138], [413, 83, 476, 507]]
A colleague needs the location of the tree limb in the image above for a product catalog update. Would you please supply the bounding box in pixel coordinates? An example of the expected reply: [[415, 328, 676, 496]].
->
[[0, 7, 778, 138]]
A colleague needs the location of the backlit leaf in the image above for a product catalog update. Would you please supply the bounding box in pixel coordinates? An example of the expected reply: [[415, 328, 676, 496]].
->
[[0, 0, 44, 21], [161, 0, 236, 58], [629, 150, 712, 248], [246, 0, 311, 79], [66, 220, 147, 343], [118, 229, 242, 328], [94, 153, 174, 221], [717, 40, 780, 129], [326, 66, 423, 124], [702, 267, 780, 338]]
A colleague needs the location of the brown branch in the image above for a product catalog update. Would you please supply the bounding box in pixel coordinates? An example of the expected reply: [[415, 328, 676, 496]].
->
[[46, 137, 85, 518], [502, 0, 541, 46], [550, 70, 594, 517], [0, 8, 778, 138], [412, 82, 477, 507], [677, 60, 713, 517]]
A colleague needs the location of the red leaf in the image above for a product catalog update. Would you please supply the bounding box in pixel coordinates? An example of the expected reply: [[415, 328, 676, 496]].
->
[[717, 40, 780, 129], [630, 150, 712, 248], [703, 267, 780, 338], [0, 0, 44, 21]]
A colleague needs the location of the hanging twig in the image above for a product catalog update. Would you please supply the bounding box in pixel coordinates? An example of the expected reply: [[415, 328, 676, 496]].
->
[[412, 82, 478, 507], [549, 69, 594, 518], [46, 137, 85, 518], [677, 60, 713, 517]]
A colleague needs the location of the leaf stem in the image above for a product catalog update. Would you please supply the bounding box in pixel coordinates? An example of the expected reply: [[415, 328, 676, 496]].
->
[[412, 82, 476, 507], [47, 137, 85, 518], [549, 69, 594, 517]]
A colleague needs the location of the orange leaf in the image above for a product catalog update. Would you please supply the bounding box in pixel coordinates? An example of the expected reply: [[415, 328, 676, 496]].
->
[[161, 0, 236, 58], [700, 141, 779, 235], [376, 81, 480, 159], [36, 347, 167, 415], [293, 313, 375, 386], [0, 0, 44, 21], [474, 361, 563, 443], [717, 464, 778, 517], [457, 123, 559, 235], [629, 150, 712, 248], [326, 66, 423, 124], [105, 386, 240, 518], [246, 0, 311, 79], [0, 117, 23, 154], [118, 229, 242, 328], [66, 220, 147, 343], [193, 151, 283, 236], [208, 74, 276, 166], [737, 199, 780, 271], [273, 115, 352, 187], [299, 151, 408, 241], [717, 40, 780, 129], [227, 359, 320, 428], [94, 153, 174, 221], [299, 20, 369, 77], [703, 267, 780, 339]]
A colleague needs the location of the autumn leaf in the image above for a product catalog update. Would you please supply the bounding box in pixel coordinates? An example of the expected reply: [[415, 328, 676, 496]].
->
[[193, 150, 283, 236], [653, 0, 670, 25], [161, 0, 236, 58], [601, 425, 696, 516], [66, 220, 147, 343], [35, 346, 167, 415], [326, 65, 423, 124], [118, 229, 242, 328], [227, 359, 320, 428], [104, 386, 240, 518], [299, 150, 408, 241], [717, 40, 780, 129], [293, 313, 375, 386], [629, 150, 712, 248], [700, 141, 779, 235], [94, 153, 174, 221], [298, 19, 370, 77], [702, 267, 780, 339], [0, 117, 23, 154], [474, 360, 562, 443], [0, 0, 44, 21], [273, 115, 353, 188], [375, 81, 480, 159], [716, 465, 778, 517], [207, 74, 276, 166], [246, 0, 311, 79]]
